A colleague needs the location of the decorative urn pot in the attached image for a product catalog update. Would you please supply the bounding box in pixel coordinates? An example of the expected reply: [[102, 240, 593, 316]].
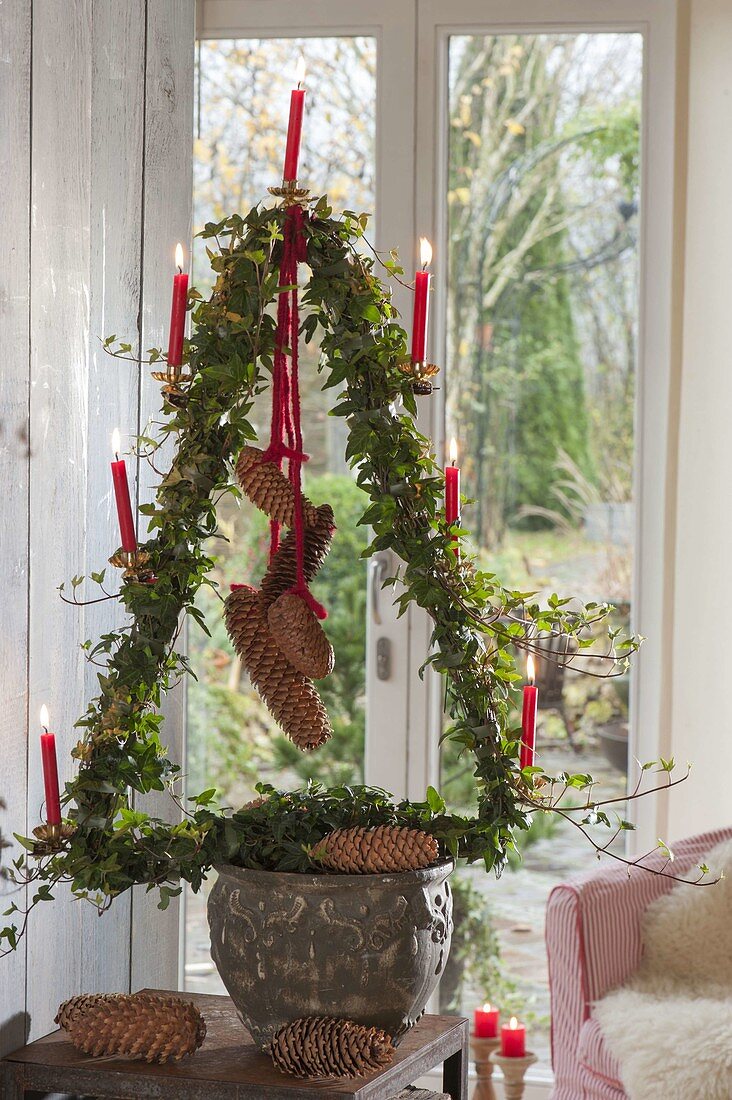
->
[[207, 860, 454, 1048]]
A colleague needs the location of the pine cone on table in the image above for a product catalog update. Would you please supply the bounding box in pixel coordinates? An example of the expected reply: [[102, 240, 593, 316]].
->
[[314, 825, 439, 874], [268, 1015, 395, 1079], [224, 585, 331, 751], [65, 992, 206, 1063], [260, 504, 335, 608], [56, 993, 123, 1031], [268, 592, 335, 679], [236, 446, 318, 528]]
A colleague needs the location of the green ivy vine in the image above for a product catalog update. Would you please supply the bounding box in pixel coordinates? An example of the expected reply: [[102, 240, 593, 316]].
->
[[4, 193, 679, 955]]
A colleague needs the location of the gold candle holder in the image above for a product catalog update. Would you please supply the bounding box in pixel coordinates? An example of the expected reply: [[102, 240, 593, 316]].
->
[[32, 822, 76, 856], [109, 548, 153, 582], [268, 179, 310, 207], [471, 1034, 502, 1100], [151, 366, 193, 405], [398, 359, 440, 395], [489, 1050, 538, 1100]]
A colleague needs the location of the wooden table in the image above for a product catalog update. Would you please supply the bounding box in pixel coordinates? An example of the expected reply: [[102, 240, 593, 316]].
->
[[0, 990, 468, 1099]]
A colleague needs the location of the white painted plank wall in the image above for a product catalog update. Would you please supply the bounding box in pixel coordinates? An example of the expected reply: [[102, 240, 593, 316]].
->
[[80, 0, 146, 996], [0, 0, 32, 1055], [131, 0, 195, 993], [26, 0, 92, 1033], [0, 0, 194, 1052]]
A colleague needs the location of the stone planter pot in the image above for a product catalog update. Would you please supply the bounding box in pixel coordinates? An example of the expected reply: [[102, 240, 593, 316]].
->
[[207, 860, 454, 1049]]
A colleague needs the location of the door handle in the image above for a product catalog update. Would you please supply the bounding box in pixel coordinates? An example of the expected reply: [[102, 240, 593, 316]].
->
[[369, 553, 390, 625]]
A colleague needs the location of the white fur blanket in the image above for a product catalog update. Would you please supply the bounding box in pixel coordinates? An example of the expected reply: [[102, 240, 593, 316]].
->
[[594, 839, 732, 1100]]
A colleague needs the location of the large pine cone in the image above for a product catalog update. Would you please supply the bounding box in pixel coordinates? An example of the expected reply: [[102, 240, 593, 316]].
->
[[236, 446, 318, 528], [225, 585, 331, 751], [314, 825, 439, 874], [268, 1016, 395, 1079], [260, 503, 335, 608], [56, 993, 123, 1031], [268, 593, 335, 679], [65, 992, 206, 1063]]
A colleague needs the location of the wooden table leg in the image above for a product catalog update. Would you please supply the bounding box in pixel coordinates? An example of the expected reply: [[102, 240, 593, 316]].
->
[[0, 1063, 24, 1099], [442, 1039, 469, 1100]]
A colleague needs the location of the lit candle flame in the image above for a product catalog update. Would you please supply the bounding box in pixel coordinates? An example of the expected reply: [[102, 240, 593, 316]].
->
[[175, 242, 185, 272], [111, 428, 121, 457], [482, 1002, 492, 1012], [527, 654, 536, 685], [420, 237, 433, 269], [295, 57, 307, 87], [449, 437, 458, 466], [509, 1016, 518, 1030], [40, 704, 49, 730]]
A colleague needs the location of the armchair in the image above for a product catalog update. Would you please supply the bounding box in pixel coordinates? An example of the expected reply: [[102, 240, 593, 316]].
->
[[545, 827, 732, 1100]]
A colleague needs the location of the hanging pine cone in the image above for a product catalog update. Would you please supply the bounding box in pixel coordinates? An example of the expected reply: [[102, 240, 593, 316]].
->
[[225, 586, 331, 751], [268, 1016, 395, 1079], [313, 825, 439, 874], [236, 446, 318, 528], [56, 993, 123, 1031], [268, 593, 335, 679], [65, 992, 206, 1063], [260, 503, 335, 608]]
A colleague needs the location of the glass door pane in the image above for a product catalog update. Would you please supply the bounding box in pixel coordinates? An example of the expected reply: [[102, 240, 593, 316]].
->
[[185, 35, 377, 994], [439, 31, 642, 1070]]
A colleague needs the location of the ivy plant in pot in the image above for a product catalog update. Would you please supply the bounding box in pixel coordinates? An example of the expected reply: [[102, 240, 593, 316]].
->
[[1, 194, 703, 1072]]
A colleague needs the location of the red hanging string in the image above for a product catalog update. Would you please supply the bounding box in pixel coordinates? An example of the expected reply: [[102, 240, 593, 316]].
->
[[256, 205, 327, 619]]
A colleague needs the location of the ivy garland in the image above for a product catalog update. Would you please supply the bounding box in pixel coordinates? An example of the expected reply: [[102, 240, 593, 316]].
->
[[4, 194, 676, 952]]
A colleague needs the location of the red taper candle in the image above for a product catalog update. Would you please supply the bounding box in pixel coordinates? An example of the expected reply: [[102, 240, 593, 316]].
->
[[474, 1003, 500, 1038], [520, 654, 539, 770], [39, 704, 62, 826], [501, 1016, 527, 1057], [445, 437, 460, 557], [283, 59, 306, 181], [411, 237, 432, 362], [111, 428, 137, 552], [167, 243, 189, 369]]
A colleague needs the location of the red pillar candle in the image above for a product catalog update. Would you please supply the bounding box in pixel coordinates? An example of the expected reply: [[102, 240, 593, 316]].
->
[[111, 428, 137, 553], [520, 654, 539, 770], [167, 243, 189, 369], [411, 237, 432, 362], [501, 1016, 527, 1058], [474, 1003, 500, 1038], [39, 705, 62, 826], [283, 58, 306, 181]]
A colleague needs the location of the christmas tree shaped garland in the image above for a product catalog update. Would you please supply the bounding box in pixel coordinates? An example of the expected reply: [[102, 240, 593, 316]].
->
[[2, 139, 658, 1014]]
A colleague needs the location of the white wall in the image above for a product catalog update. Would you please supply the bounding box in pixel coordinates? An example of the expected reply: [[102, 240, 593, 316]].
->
[[664, 0, 732, 842], [0, 0, 193, 1055]]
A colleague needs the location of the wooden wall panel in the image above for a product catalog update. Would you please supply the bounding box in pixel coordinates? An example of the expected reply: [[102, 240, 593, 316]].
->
[[26, 0, 93, 1036], [0, 0, 32, 1055], [0, 0, 194, 1052], [131, 0, 195, 994], [80, 0, 147, 996]]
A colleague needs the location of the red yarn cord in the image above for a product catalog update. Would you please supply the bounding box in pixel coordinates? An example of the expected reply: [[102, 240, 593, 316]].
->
[[258, 207, 326, 618]]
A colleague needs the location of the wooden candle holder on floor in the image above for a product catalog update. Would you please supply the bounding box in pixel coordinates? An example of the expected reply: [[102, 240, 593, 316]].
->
[[470, 1035, 501, 1100], [488, 1050, 537, 1100]]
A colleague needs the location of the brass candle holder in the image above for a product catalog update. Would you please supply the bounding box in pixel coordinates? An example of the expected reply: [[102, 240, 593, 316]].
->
[[109, 548, 153, 582], [151, 365, 193, 405], [489, 1050, 538, 1100], [32, 822, 76, 856], [398, 359, 440, 395], [268, 179, 310, 207], [471, 1034, 502, 1100]]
